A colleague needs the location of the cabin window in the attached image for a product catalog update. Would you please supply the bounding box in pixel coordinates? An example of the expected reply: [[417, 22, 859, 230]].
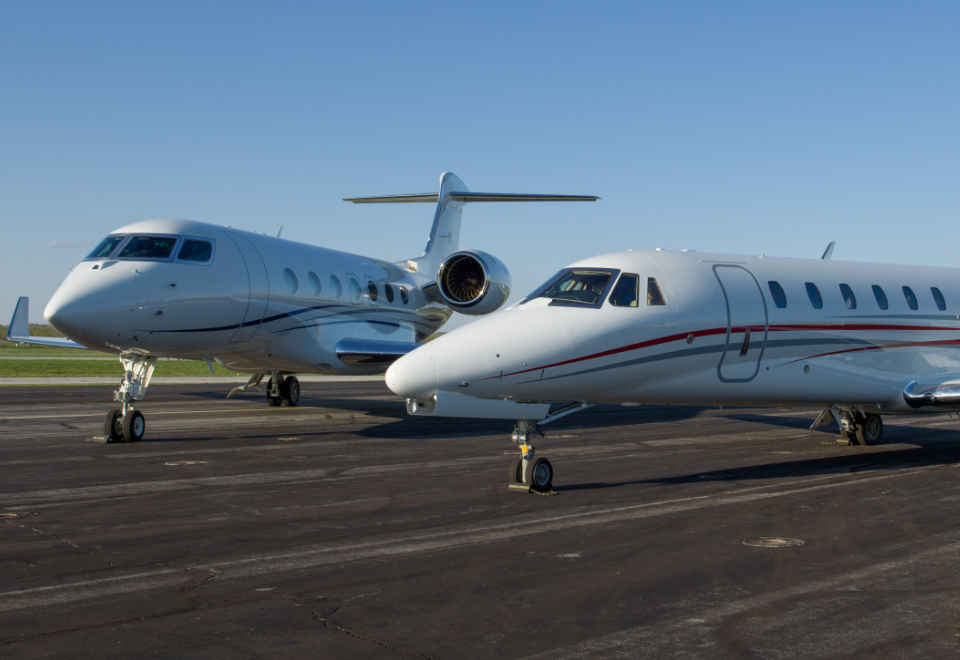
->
[[348, 277, 361, 301], [903, 286, 918, 310], [399, 287, 409, 304], [176, 239, 213, 263], [839, 284, 857, 310], [872, 285, 888, 310], [647, 278, 667, 306], [307, 271, 321, 296], [609, 273, 639, 307], [86, 235, 125, 259], [932, 287, 946, 311], [805, 282, 823, 309], [329, 275, 342, 298], [384, 283, 395, 303], [535, 269, 617, 307], [283, 268, 298, 294], [117, 235, 178, 260], [367, 281, 379, 303], [768, 281, 787, 309]]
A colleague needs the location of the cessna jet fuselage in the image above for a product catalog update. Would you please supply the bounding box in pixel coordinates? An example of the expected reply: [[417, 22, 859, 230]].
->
[[387, 248, 960, 491]]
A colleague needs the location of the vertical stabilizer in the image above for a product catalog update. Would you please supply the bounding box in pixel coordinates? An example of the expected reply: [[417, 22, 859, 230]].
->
[[419, 172, 467, 272]]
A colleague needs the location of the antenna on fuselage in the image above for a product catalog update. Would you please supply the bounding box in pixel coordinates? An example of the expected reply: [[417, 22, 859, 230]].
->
[[821, 241, 836, 260], [276, 226, 283, 239]]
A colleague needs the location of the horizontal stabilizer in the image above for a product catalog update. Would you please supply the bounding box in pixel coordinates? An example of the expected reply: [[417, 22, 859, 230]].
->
[[6, 297, 87, 349], [344, 192, 599, 204]]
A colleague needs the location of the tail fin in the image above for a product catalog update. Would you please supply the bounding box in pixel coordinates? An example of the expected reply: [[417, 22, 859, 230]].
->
[[344, 172, 598, 273]]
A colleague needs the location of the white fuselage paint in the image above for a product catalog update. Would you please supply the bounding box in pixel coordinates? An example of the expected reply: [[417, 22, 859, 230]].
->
[[387, 249, 960, 414], [44, 219, 451, 375]]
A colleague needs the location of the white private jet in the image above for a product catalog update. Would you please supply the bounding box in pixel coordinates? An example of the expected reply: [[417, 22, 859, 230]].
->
[[386, 245, 960, 492], [7, 173, 597, 442]]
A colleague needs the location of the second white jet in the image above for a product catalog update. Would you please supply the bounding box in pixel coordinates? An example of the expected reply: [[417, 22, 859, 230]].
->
[[386, 247, 960, 492]]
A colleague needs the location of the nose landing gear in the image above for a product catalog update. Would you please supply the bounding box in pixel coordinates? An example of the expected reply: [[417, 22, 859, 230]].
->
[[509, 420, 553, 493], [266, 373, 300, 407], [102, 354, 156, 442]]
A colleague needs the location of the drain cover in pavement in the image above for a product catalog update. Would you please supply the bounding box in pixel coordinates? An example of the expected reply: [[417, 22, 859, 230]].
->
[[743, 537, 804, 548]]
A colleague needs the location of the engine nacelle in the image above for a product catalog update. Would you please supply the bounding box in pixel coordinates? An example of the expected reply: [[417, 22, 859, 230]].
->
[[435, 250, 512, 316]]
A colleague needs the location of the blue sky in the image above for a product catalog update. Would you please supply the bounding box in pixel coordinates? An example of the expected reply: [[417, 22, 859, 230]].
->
[[2, 1, 959, 326]]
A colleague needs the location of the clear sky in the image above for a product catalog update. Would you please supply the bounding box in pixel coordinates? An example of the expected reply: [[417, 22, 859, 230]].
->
[[2, 1, 959, 327]]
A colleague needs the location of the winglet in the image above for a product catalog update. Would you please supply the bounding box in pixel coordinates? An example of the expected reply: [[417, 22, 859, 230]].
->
[[821, 242, 836, 260], [6, 297, 87, 348]]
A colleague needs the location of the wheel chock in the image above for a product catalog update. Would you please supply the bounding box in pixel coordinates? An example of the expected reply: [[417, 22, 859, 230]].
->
[[87, 436, 112, 444], [507, 482, 558, 495]]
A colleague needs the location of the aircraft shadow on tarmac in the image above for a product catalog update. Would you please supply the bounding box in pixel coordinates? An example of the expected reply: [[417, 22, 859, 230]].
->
[[356, 404, 707, 440], [558, 423, 960, 492]]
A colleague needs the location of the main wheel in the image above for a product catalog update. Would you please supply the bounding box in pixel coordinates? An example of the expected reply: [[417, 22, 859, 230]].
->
[[281, 376, 300, 407], [509, 456, 523, 483], [122, 410, 145, 442], [525, 457, 553, 492], [104, 409, 123, 443], [856, 414, 883, 446], [266, 378, 282, 406]]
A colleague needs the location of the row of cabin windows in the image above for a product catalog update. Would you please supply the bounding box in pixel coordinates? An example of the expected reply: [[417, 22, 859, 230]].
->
[[767, 281, 947, 312], [281, 267, 409, 304]]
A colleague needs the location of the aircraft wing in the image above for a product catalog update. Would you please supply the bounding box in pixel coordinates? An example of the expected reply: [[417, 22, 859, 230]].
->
[[6, 297, 87, 349], [903, 378, 960, 409], [334, 338, 419, 366]]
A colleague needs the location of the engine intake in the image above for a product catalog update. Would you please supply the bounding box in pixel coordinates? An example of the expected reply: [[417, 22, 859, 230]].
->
[[436, 250, 511, 316]]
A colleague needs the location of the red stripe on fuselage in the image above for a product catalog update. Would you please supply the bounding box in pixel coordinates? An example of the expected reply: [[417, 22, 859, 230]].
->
[[481, 322, 960, 381]]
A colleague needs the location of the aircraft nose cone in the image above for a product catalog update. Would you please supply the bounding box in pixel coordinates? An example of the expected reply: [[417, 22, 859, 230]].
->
[[386, 345, 438, 400]]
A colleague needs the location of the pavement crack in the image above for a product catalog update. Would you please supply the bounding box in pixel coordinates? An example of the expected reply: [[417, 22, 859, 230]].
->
[[5, 518, 116, 568], [179, 567, 221, 598]]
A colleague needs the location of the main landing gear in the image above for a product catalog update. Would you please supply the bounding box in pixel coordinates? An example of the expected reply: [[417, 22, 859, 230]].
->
[[812, 406, 883, 446], [841, 411, 883, 445], [226, 372, 300, 407], [103, 354, 156, 442]]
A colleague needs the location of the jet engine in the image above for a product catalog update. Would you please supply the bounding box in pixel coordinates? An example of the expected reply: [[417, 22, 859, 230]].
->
[[435, 250, 511, 316]]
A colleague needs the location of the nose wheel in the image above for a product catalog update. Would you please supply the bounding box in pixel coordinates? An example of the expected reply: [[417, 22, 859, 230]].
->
[[99, 354, 156, 442], [509, 420, 554, 493], [266, 374, 300, 407]]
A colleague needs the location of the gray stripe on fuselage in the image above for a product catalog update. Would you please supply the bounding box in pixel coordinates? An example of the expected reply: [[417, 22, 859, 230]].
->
[[514, 337, 874, 385]]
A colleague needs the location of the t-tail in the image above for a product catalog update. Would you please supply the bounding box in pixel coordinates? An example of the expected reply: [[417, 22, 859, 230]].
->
[[344, 172, 599, 274]]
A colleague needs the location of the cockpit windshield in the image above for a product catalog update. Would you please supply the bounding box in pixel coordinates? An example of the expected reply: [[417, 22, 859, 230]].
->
[[86, 236, 126, 259], [117, 236, 178, 260], [529, 269, 618, 307]]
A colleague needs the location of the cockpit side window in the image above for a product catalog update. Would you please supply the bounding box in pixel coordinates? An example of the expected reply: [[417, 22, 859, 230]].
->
[[117, 235, 179, 260], [176, 239, 214, 263], [533, 269, 619, 308], [86, 235, 126, 260], [647, 278, 667, 306], [608, 273, 639, 307]]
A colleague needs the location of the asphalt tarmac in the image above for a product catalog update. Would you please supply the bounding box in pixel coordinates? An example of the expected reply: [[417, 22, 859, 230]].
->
[[3, 382, 960, 659]]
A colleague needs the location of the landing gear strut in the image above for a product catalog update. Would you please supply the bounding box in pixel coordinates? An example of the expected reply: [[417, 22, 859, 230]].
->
[[104, 354, 156, 442]]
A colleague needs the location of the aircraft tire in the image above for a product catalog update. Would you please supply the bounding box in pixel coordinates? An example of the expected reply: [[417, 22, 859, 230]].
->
[[104, 409, 123, 443], [856, 414, 883, 446], [281, 376, 300, 407], [509, 456, 523, 483], [122, 410, 145, 442], [525, 457, 553, 492]]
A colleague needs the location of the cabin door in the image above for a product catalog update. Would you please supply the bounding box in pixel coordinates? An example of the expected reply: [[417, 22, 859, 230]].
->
[[714, 265, 767, 382], [226, 231, 270, 344]]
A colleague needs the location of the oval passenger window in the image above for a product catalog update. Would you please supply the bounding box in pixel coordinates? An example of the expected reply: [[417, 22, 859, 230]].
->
[[400, 287, 409, 304], [384, 283, 395, 303], [872, 285, 888, 310], [283, 268, 298, 294], [329, 275, 342, 298], [349, 277, 361, 301], [307, 271, 321, 296], [367, 281, 379, 302], [768, 281, 787, 309]]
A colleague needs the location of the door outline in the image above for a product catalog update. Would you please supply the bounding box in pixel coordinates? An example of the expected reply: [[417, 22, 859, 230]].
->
[[713, 264, 768, 383]]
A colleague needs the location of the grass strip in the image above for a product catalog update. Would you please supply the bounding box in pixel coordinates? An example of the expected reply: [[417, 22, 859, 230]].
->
[[0, 360, 238, 378]]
